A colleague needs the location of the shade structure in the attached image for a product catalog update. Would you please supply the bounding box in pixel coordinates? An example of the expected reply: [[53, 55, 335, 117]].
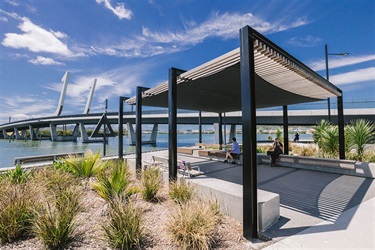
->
[[126, 34, 342, 112], [125, 26, 345, 241]]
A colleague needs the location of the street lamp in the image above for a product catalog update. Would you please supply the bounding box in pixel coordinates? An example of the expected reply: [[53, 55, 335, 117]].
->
[[325, 44, 349, 121]]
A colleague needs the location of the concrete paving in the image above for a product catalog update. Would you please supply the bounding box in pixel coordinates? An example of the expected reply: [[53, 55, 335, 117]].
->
[[136, 150, 375, 249]]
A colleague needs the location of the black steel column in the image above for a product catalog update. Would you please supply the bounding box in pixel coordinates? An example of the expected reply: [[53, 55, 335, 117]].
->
[[136, 87, 144, 176], [283, 105, 289, 155], [118, 97, 129, 160], [240, 25, 258, 240], [168, 67, 185, 181], [198, 111, 202, 144], [337, 94, 345, 159], [325, 44, 331, 122], [103, 99, 108, 156], [218, 113, 223, 149]]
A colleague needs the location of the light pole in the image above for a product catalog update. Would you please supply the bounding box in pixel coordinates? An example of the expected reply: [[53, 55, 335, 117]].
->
[[325, 44, 349, 121]]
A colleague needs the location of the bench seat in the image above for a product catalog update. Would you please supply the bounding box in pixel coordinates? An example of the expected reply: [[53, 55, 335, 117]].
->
[[14, 152, 85, 165]]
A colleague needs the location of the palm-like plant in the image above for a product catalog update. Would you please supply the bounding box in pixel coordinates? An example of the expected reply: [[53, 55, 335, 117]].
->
[[0, 164, 32, 184], [275, 128, 282, 141], [346, 119, 375, 161], [320, 126, 339, 157], [91, 160, 135, 202], [312, 120, 331, 146], [64, 150, 107, 178]]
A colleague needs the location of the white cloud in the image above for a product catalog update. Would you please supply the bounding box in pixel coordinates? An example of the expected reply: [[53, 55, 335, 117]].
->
[[142, 12, 307, 44], [96, 0, 132, 20], [309, 54, 375, 71], [1, 17, 72, 56], [287, 35, 322, 47], [0, 16, 8, 22], [28, 56, 65, 65], [330, 67, 375, 86], [4, 0, 19, 6], [93, 11, 308, 58], [0, 95, 56, 123]]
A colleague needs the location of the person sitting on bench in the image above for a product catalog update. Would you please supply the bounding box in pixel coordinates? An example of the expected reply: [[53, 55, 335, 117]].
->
[[270, 138, 283, 167], [224, 137, 240, 164]]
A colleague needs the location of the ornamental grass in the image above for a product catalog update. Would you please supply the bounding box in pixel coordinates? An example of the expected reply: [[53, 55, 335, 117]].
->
[[33, 186, 83, 249], [140, 166, 163, 202], [168, 178, 195, 204], [165, 199, 221, 250], [0, 182, 36, 244], [102, 199, 145, 250]]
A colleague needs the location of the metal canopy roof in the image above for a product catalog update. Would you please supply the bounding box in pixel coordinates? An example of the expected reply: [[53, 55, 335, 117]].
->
[[126, 30, 342, 113]]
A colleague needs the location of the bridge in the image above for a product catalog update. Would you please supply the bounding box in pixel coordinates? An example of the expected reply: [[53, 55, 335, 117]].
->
[[0, 71, 373, 143], [1, 108, 374, 143]]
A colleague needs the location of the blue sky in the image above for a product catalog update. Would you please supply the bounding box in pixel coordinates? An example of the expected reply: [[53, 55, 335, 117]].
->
[[0, 0, 374, 124]]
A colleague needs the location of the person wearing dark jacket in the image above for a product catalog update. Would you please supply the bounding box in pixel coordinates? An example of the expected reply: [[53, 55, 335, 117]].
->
[[270, 138, 283, 167]]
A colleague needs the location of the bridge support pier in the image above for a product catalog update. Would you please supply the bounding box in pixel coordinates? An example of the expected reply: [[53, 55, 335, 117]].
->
[[50, 123, 79, 142], [79, 123, 90, 143], [229, 124, 236, 142], [29, 125, 40, 140], [214, 122, 223, 146], [14, 128, 25, 140], [2, 129, 9, 139], [127, 122, 136, 145], [127, 122, 158, 145]]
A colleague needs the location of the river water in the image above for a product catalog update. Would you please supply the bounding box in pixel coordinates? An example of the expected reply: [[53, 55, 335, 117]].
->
[[0, 133, 312, 168]]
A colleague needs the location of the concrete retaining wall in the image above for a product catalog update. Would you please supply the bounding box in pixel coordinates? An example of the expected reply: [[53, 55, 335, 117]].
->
[[258, 154, 375, 178], [126, 158, 280, 232]]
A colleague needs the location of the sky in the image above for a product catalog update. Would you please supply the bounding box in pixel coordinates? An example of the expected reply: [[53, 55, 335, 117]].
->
[[0, 0, 374, 124]]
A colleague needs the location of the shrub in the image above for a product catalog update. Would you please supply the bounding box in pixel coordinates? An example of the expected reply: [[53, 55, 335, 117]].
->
[[169, 179, 195, 204], [346, 119, 375, 161], [64, 150, 107, 178], [91, 160, 136, 202], [102, 199, 145, 250], [0, 182, 36, 244], [257, 146, 267, 153], [53, 159, 73, 173], [275, 128, 282, 141], [0, 164, 32, 184], [140, 166, 163, 202], [33, 186, 82, 249], [166, 200, 220, 250], [292, 145, 317, 157]]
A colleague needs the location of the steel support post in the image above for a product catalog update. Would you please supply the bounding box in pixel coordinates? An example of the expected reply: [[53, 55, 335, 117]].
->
[[283, 105, 289, 155], [218, 113, 223, 149], [198, 111, 202, 144], [325, 44, 331, 122], [118, 97, 129, 160], [168, 68, 185, 181], [337, 95, 346, 159], [136, 87, 148, 176], [240, 25, 258, 240]]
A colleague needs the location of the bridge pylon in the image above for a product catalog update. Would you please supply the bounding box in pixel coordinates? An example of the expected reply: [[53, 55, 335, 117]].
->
[[53, 71, 70, 116]]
